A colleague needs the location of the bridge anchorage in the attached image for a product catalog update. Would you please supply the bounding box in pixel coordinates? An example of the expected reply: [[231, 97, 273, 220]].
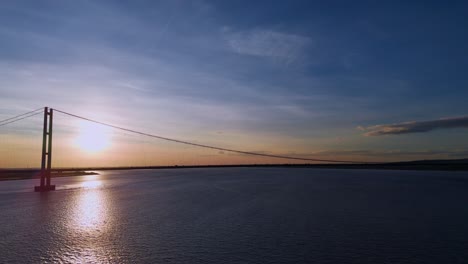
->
[[34, 107, 55, 192]]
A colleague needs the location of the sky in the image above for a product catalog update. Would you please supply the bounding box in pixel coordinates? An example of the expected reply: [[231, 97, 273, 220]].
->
[[1, 0, 468, 166]]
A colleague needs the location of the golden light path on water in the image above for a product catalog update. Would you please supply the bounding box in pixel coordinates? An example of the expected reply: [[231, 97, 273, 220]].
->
[[75, 178, 105, 230], [61, 174, 117, 263]]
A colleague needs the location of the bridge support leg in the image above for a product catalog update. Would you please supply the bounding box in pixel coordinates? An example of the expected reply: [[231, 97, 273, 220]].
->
[[35, 107, 55, 192]]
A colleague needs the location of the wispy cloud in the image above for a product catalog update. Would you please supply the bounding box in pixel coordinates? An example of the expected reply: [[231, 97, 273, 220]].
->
[[224, 29, 310, 64], [360, 116, 468, 136]]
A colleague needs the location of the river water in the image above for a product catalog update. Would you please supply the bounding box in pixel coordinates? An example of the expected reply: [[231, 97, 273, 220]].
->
[[1, 168, 468, 263]]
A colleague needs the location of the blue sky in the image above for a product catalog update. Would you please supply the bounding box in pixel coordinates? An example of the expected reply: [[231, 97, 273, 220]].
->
[[1, 0, 468, 163]]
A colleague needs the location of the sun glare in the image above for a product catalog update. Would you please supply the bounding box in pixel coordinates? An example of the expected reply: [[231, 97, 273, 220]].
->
[[74, 121, 111, 153]]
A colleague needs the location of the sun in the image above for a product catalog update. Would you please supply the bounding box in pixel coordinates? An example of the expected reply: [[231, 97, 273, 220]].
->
[[74, 121, 111, 153]]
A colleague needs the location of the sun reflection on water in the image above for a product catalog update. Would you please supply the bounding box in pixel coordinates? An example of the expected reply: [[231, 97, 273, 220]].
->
[[60, 174, 122, 262], [71, 175, 108, 232], [81, 179, 102, 189], [75, 190, 106, 230]]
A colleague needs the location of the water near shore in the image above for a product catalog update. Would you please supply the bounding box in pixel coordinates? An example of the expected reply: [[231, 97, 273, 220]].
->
[[1, 168, 468, 263]]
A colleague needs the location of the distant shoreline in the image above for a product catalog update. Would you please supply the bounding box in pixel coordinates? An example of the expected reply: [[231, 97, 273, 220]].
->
[[0, 170, 99, 181], [1, 160, 468, 181]]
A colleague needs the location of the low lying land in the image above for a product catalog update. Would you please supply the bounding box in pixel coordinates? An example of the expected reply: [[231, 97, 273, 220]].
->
[[1, 159, 468, 181], [0, 170, 98, 181]]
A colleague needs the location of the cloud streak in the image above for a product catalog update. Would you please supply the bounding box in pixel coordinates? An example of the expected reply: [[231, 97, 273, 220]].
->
[[225, 29, 310, 63], [360, 116, 468, 136], [279, 149, 468, 161]]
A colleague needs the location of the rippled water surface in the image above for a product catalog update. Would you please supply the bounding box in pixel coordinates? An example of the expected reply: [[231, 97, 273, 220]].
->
[[1, 168, 468, 263]]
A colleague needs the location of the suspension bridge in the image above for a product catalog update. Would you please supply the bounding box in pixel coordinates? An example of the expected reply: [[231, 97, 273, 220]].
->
[[0, 107, 361, 192]]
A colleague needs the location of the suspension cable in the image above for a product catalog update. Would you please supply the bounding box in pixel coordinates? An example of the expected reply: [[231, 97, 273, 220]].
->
[[0, 107, 44, 127], [54, 108, 364, 164]]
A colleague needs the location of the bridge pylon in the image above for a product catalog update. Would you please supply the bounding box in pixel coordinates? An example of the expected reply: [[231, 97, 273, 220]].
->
[[34, 107, 55, 192]]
